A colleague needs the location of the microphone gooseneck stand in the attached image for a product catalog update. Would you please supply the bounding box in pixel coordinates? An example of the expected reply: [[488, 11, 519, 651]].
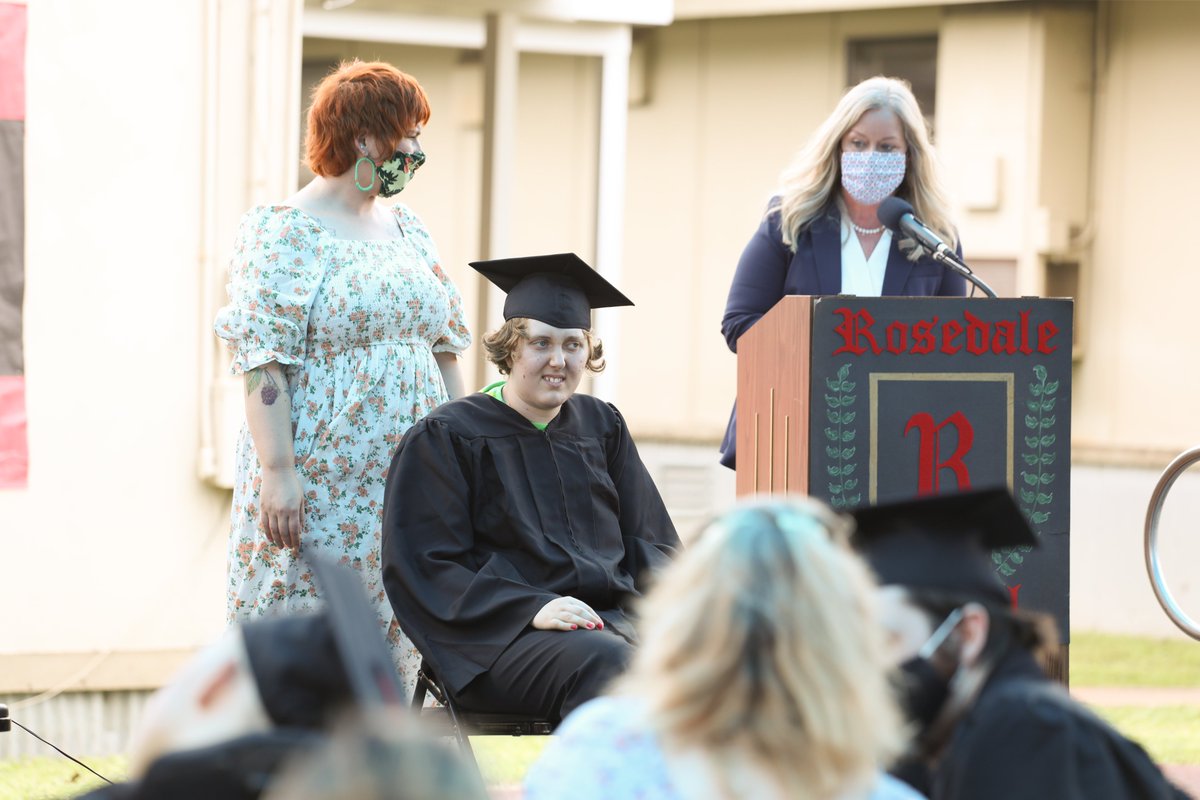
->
[[875, 196, 999, 298], [932, 250, 997, 298]]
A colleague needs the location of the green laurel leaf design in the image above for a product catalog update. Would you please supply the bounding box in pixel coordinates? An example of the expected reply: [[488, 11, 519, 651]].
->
[[999, 364, 1058, 579], [824, 364, 860, 510]]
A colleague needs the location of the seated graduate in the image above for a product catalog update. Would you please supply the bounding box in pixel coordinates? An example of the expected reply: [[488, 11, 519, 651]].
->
[[851, 488, 1190, 800], [381, 252, 681, 723]]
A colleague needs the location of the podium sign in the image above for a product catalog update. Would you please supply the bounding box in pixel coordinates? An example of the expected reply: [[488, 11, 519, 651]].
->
[[736, 295, 1073, 636]]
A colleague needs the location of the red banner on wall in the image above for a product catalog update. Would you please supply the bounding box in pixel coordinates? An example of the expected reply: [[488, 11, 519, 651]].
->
[[0, 1, 27, 488]]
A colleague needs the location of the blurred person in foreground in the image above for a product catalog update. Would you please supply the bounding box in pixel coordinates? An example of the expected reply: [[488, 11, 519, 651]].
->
[[523, 497, 922, 800], [383, 253, 680, 724], [213, 60, 470, 697], [853, 488, 1191, 800], [719, 76, 965, 469], [81, 559, 483, 800]]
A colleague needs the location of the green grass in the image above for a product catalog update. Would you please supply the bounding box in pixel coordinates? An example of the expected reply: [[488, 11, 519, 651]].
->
[[0, 740, 550, 799], [471, 736, 551, 785], [1091, 706, 1200, 765], [0, 755, 128, 800], [1070, 631, 1200, 687]]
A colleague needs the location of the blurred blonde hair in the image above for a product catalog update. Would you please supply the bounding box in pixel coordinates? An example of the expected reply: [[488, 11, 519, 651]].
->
[[775, 75, 957, 261], [615, 497, 905, 799]]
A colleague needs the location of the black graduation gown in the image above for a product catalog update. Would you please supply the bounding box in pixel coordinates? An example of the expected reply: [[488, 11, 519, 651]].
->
[[381, 392, 680, 695], [933, 650, 1192, 800]]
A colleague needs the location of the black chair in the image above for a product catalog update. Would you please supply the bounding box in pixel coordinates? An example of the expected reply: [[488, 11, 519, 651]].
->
[[409, 657, 555, 768]]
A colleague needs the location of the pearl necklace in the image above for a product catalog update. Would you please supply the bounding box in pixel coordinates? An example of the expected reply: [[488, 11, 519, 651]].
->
[[851, 221, 884, 236]]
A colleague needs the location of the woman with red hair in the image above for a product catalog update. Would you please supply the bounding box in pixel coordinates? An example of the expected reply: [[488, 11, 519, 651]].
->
[[214, 61, 470, 695]]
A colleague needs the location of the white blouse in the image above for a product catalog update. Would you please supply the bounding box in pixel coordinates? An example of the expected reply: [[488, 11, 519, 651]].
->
[[839, 217, 892, 297]]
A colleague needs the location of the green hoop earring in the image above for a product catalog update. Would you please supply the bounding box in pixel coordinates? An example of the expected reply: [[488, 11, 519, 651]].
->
[[353, 156, 376, 192]]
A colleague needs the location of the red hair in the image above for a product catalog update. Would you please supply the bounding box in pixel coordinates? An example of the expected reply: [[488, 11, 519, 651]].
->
[[305, 60, 432, 177]]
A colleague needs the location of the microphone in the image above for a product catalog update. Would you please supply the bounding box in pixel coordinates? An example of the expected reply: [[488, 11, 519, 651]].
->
[[877, 196, 958, 263], [876, 196, 997, 298]]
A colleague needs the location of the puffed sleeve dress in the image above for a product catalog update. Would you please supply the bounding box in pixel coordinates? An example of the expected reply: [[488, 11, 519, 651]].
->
[[214, 203, 470, 695]]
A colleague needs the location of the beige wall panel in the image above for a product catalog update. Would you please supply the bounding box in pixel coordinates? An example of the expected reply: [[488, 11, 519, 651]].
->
[[1, 0, 230, 654], [512, 53, 599, 260], [1075, 0, 1200, 452], [1037, 7, 1093, 236], [937, 7, 1036, 264], [619, 22, 707, 437]]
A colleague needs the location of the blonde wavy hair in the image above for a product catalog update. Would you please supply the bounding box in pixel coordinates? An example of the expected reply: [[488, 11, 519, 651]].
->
[[482, 317, 605, 375], [615, 497, 905, 799], [775, 75, 956, 261]]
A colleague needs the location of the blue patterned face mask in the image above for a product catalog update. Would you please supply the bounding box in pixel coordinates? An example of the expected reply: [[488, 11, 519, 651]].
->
[[840, 150, 906, 205]]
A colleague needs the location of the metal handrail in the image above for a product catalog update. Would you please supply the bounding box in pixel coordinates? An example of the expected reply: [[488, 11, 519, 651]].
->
[[1144, 446, 1200, 640]]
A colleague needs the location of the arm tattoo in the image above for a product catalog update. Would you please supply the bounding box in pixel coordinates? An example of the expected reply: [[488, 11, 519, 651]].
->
[[246, 367, 284, 406]]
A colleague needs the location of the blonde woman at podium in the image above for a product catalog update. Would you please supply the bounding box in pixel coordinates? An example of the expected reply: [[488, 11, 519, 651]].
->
[[719, 76, 966, 469]]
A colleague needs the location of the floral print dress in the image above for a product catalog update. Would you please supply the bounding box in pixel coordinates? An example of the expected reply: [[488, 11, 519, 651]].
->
[[214, 203, 470, 695]]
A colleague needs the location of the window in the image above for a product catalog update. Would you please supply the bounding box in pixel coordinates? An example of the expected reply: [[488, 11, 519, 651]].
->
[[847, 36, 938, 126]]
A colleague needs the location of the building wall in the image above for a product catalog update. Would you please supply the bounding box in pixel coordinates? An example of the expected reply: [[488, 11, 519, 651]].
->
[[1075, 0, 1200, 456], [0, 1, 231, 669]]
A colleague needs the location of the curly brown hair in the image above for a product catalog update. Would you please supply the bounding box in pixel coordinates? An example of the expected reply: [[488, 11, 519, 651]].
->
[[483, 318, 606, 376]]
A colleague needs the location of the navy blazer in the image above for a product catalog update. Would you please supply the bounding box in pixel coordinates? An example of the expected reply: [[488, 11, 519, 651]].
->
[[719, 200, 967, 467]]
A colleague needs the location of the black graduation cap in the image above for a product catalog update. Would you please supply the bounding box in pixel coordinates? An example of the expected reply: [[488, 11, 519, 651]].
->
[[241, 555, 405, 729], [850, 487, 1037, 606], [468, 252, 633, 330]]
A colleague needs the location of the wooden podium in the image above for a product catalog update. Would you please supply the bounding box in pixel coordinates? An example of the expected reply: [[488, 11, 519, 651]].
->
[[736, 295, 1073, 667]]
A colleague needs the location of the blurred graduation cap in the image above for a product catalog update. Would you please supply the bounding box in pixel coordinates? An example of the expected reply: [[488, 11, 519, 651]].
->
[[468, 252, 633, 330], [850, 487, 1037, 606], [243, 555, 406, 728]]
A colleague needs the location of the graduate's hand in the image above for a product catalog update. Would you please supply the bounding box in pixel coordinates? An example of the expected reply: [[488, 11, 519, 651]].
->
[[533, 597, 605, 632], [259, 465, 303, 550]]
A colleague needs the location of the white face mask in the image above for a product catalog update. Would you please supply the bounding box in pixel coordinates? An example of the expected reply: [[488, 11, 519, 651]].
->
[[840, 150, 906, 205]]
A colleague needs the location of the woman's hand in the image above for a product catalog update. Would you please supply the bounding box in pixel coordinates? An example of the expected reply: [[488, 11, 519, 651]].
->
[[533, 597, 604, 632], [259, 465, 303, 550]]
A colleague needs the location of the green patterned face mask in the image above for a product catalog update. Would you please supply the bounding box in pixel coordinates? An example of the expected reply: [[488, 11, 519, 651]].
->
[[354, 148, 425, 196], [375, 149, 425, 197]]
